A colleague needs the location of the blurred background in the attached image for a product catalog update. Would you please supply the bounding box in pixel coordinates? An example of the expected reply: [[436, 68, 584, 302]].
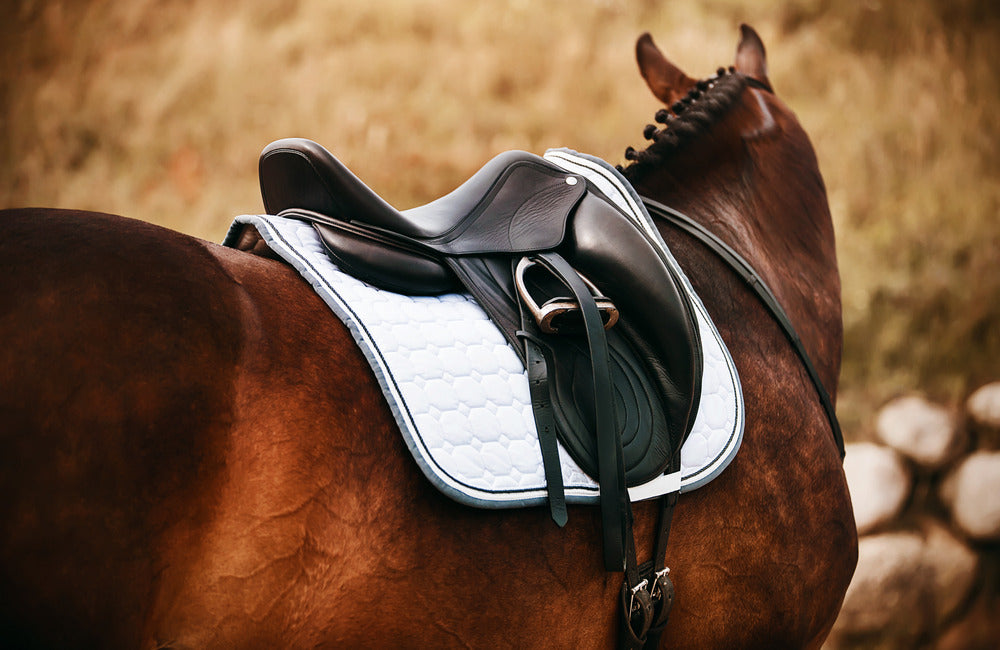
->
[[2, 0, 997, 434], [1, 0, 998, 644]]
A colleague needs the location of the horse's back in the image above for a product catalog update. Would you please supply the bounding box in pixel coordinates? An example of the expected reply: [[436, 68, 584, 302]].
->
[[0, 208, 550, 648], [0, 204, 854, 648], [0, 208, 339, 646]]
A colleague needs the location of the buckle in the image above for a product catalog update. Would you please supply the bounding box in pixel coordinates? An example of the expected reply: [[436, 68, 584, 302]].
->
[[629, 578, 650, 613], [514, 256, 619, 335], [620, 577, 654, 642], [649, 567, 671, 601]]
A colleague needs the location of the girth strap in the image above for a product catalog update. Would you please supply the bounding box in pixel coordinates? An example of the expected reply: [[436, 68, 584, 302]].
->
[[616, 489, 678, 650], [643, 491, 679, 649]]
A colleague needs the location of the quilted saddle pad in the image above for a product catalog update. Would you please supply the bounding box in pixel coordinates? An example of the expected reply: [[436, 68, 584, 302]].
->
[[222, 149, 744, 508]]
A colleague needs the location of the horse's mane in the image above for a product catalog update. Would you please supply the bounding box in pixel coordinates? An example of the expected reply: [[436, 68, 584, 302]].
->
[[619, 67, 748, 180]]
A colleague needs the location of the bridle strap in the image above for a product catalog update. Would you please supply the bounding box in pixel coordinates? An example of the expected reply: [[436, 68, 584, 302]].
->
[[641, 197, 845, 459]]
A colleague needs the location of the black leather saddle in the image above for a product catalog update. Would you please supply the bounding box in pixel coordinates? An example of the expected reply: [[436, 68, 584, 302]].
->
[[258, 138, 703, 573]]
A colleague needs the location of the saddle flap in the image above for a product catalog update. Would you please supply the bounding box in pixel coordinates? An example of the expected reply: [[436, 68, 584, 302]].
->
[[545, 332, 674, 485]]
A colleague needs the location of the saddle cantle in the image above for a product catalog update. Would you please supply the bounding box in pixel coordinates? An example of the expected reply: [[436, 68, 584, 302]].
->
[[258, 138, 703, 573]]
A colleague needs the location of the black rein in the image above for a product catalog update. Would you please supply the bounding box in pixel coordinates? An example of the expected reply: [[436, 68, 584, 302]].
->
[[641, 197, 846, 460]]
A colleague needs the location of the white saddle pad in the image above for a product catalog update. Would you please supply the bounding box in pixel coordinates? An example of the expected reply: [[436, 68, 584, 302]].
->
[[223, 149, 744, 508]]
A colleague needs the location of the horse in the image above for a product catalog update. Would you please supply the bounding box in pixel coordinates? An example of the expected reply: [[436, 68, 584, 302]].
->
[[0, 25, 857, 648]]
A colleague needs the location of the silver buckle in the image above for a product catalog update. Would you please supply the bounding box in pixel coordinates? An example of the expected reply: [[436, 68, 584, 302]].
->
[[629, 578, 649, 613], [650, 567, 671, 600]]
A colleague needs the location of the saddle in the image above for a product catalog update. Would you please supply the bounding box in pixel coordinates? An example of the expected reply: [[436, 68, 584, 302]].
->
[[258, 139, 701, 587]]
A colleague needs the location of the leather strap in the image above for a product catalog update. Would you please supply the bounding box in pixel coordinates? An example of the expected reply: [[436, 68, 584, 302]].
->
[[745, 75, 774, 93], [643, 491, 679, 649], [519, 331, 568, 527], [619, 579, 654, 650], [643, 570, 675, 650], [641, 197, 845, 459], [531, 252, 628, 572], [619, 507, 649, 649], [520, 256, 655, 647], [653, 488, 679, 573]]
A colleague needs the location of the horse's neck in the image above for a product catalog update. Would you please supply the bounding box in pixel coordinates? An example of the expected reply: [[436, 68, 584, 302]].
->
[[633, 124, 843, 395]]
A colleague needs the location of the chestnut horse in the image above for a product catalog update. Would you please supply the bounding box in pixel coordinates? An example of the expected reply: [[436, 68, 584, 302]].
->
[[0, 26, 856, 648]]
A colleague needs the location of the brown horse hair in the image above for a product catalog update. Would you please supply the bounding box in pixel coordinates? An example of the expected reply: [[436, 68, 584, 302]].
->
[[618, 67, 748, 180]]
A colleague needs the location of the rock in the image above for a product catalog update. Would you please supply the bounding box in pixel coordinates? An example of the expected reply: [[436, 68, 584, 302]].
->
[[935, 590, 1000, 650], [940, 451, 1000, 541], [876, 395, 964, 470], [920, 520, 979, 627], [967, 382, 1000, 428], [843, 442, 912, 535], [966, 382, 1000, 449], [832, 531, 929, 642], [829, 525, 980, 649]]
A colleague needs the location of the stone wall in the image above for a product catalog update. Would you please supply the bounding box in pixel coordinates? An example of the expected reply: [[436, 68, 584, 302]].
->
[[826, 382, 1000, 649]]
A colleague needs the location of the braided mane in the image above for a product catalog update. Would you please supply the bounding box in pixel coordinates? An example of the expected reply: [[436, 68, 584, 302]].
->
[[619, 67, 748, 181]]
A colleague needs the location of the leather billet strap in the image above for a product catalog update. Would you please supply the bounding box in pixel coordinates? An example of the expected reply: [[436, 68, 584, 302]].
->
[[619, 579, 654, 649], [642, 490, 679, 649], [617, 489, 678, 650]]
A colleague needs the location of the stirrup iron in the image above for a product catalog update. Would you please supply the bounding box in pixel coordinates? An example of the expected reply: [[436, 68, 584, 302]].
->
[[514, 256, 619, 335]]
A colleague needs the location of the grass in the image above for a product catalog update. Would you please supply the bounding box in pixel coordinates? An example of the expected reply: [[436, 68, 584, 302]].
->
[[2, 0, 998, 434]]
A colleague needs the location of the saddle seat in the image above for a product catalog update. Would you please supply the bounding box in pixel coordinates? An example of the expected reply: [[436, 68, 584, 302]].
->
[[258, 138, 703, 573], [262, 139, 599, 295], [262, 138, 582, 247]]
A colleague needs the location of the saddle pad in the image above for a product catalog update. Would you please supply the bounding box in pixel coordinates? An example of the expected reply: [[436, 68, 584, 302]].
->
[[223, 150, 744, 508]]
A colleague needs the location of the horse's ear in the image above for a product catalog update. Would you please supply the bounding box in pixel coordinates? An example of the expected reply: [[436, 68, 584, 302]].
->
[[734, 24, 770, 88], [636, 32, 695, 105]]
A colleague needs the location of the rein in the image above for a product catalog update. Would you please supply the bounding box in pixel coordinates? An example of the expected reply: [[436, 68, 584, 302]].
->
[[641, 197, 846, 460]]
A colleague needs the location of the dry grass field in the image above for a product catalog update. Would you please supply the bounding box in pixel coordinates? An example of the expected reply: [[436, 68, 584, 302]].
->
[[2, 0, 998, 434]]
